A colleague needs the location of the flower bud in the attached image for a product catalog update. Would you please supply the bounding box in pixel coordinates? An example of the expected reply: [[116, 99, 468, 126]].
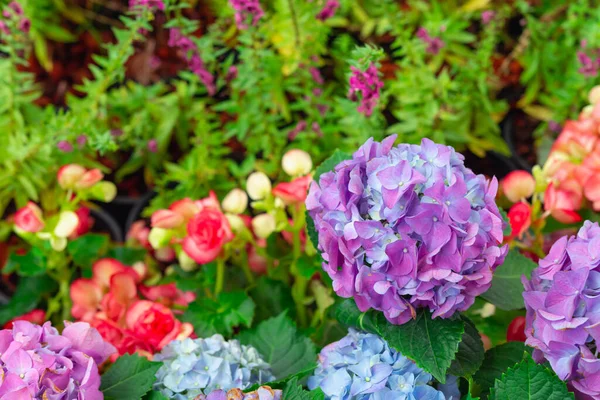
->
[[169, 198, 199, 220], [225, 214, 246, 233], [251, 214, 276, 239], [132, 261, 148, 280], [151, 209, 184, 229], [501, 170, 535, 203], [148, 227, 173, 249], [222, 189, 248, 214], [57, 164, 86, 189], [246, 172, 271, 200], [282, 149, 313, 176], [54, 211, 80, 238], [89, 182, 117, 203], [14, 202, 44, 233], [50, 236, 67, 251], [590, 85, 600, 105], [178, 250, 197, 272], [75, 169, 104, 189]]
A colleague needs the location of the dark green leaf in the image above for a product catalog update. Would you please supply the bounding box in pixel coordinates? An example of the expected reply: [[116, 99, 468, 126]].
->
[[106, 246, 147, 265], [144, 391, 169, 400], [4, 248, 46, 276], [100, 354, 162, 400], [0, 275, 56, 325], [245, 364, 317, 392], [335, 300, 464, 383], [305, 210, 318, 251], [250, 277, 296, 322], [489, 357, 574, 400], [182, 291, 255, 337], [237, 313, 317, 379], [481, 249, 536, 310], [68, 234, 110, 271], [499, 208, 511, 237], [473, 342, 528, 399], [448, 316, 485, 378], [313, 149, 352, 183], [282, 377, 325, 400]]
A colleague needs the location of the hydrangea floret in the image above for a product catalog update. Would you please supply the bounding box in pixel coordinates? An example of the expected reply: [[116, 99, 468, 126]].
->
[[523, 220, 600, 399], [0, 320, 115, 399], [153, 335, 275, 399], [308, 328, 451, 399], [306, 136, 507, 324]]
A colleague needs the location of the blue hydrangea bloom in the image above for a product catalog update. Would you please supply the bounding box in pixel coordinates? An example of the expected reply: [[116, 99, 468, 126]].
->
[[153, 335, 275, 399], [306, 136, 507, 324], [308, 329, 455, 400]]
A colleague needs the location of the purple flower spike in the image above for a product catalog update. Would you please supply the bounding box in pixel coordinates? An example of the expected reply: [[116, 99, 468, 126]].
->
[[57, 140, 73, 152], [524, 221, 600, 398], [229, 0, 264, 29], [307, 136, 507, 324], [348, 63, 384, 116], [316, 0, 340, 21], [0, 321, 115, 399]]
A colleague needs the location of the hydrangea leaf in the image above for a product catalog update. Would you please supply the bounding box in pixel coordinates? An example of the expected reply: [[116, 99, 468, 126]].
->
[[237, 313, 317, 380], [250, 276, 296, 323], [245, 364, 317, 392], [100, 354, 162, 400], [282, 377, 325, 400], [313, 149, 352, 183], [144, 391, 169, 400], [499, 207, 511, 237], [335, 299, 464, 383], [481, 249, 536, 310], [182, 290, 255, 337], [67, 233, 110, 273], [472, 342, 528, 399], [305, 209, 319, 251], [448, 316, 485, 378], [489, 357, 574, 400]]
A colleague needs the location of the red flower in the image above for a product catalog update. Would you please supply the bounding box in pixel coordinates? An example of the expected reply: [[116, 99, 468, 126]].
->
[[507, 316, 527, 342], [139, 283, 196, 308], [14, 202, 44, 233], [125, 300, 192, 350], [70, 207, 94, 238], [544, 183, 582, 224], [151, 209, 184, 229], [272, 175, 312, 204], [183, 208, 233, 264], [505, 202, 531, 241], [3, 309, 46, 329]]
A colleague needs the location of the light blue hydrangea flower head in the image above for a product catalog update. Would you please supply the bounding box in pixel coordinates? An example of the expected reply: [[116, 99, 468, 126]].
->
[[308, 329, 454, 400], [153, 335, 275, 400]]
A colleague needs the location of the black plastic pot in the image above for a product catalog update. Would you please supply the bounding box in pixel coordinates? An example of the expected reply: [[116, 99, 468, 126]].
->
[[501, 111, 534, 172], [124, 191, 157, 236], [90, 207, 124, 243]]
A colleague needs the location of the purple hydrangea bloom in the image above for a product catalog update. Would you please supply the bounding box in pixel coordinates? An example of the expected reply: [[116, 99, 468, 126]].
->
[[308, 329, 454, 399], [317, 0, 340, 21], [153, 335, 274, 399], [0, 321, 115, 399], [306, 136, 507, 324], [523, 221, 600, 398], [348, 64, 383, 117], [229, 0, 264, 29]]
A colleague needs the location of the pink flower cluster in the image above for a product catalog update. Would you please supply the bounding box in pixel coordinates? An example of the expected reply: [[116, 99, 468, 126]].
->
[[543, 98, 600, 223], [316, 0, 340, 21], [168, 29, 216, 95], [229, 0, 264, 29], [129, 0, 164, 11], [151, 192, 234, 265], [0, 1, 29, 35], [70, 258, 194, 359], [577, 41, 600, 77], [416, 27, 445, 55], [348, 63, 383, 116]]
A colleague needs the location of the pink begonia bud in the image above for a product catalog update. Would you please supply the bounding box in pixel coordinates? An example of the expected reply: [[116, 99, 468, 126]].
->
[[246, 172, 271, 200], [54, 211, 80, 238], [57, 164, 87, 189], [14, 202, 44, 232], [75, 169, 104, 189], [151, 209, 184, 229], [501, 170, 535, 203]]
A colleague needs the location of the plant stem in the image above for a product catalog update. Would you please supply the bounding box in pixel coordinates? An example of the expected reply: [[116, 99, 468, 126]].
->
[[290, 207, 308, 327], [215, 257, 225, 296], [286, 0, 301, 47], [240, 250, 255, 285]]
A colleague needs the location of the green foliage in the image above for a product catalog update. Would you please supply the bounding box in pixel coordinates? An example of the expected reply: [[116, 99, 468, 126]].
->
[[448, 316, 485, 378], [481, 249, 537, 310], [250, 277, 297, 322], [237, 313, 317, 380], [100, 354, 162, 400], [182, 290, 256, 337], [489, 357, 574, 400], [282, 377, 326, 400], [0, 275, 57, 326], [67, 234, 110, 273], [335, 299, 464, 383], [4, 247, 47, 276], [473, 342, 529, 399]]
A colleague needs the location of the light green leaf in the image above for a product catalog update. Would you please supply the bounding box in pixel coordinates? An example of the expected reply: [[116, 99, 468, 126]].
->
[[183, 291, 255, 337]]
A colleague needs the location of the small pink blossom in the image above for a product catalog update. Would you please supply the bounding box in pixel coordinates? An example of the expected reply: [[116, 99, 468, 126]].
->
[[348, 63, 383, 116], [229, 0, 264, 29], [316, 0, 340, 21]]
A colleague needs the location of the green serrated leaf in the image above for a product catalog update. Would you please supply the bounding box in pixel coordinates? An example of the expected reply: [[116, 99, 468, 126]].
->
[[250, 276, 296, 322], [106, 246, 147, 265], [335, 300, 464, 383], [237, 313, 317, 380], [182, 291, 255, 337], [144, 391, 169, 400], [313, 149, 352, 183], [305, 209, 318, 251], [68, 233, 110, 271], [481, 249, 537, 310], [448, 316, 485, 378], [473, 342, 528, 399], [4, 248, 46, 276], [499, 208, 511, 237], [489, 357, 574, 400], [100, 354, 162, 400], [282, 377, 325, 400], [0, 275, 57, 326]]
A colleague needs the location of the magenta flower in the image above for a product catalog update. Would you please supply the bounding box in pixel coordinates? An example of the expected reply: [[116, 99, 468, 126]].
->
[[523, 221, 600, 398], [57, 140, 73, 152], [416, 27, 445, 55], [168, 29, 216, 96], [288, 120, 307, 140], [76, 135, 87, 148], [348, 63, 383, 116], [306, 136, 507, 325], [316, 0, 340, 21], [148, 139, 158, 153], [0, 321, 115, 399], [577, 50, 599, 77], [481, 10, 495, 25], [229, 0, 264, 29], [129, 0, 164, 11]]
